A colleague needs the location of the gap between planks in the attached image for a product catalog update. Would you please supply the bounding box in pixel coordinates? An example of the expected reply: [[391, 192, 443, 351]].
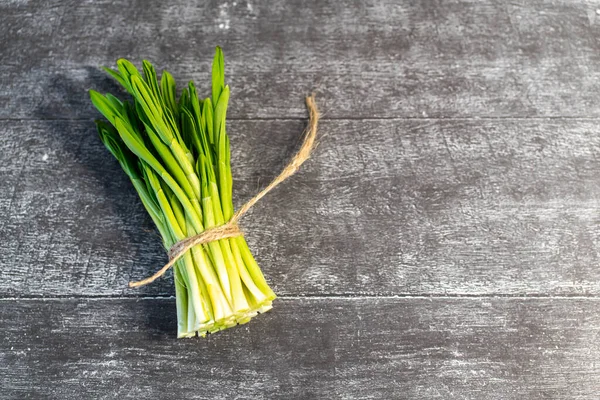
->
[[2, 294, 600, 301], [5, 116, 600, 122]]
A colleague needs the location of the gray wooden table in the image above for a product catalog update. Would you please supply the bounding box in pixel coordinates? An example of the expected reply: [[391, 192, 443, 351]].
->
[[2, 1, 600, 398]]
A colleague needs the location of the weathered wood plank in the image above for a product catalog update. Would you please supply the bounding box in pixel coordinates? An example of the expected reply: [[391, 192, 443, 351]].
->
[[2, 297, 599, 399], [2, 118, 600, 297], [2, 0, 600, 119]]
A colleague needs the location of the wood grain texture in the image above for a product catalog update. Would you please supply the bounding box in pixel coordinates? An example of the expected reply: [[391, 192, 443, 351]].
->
[[2, 0, 600, 397], [2, 0, 600, 119], [2, 297, 599, 399], [2, 118, 600, 297]]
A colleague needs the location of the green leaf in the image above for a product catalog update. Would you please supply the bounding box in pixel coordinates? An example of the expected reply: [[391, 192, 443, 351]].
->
[[116, 59, 143, 93], [213, 85, 229, 152], [212, 46, 225, 106], [89, 90, 122, 123], [96, 120, 123, 161], [160, 70, 178, 115], [130, 75, 175, 147], [142, 162, 186, 240], [178, 87, 190, 113], [188, 82, 202, 121], [164, 106, 186, 149], [197, 153, 210, 199], [169, 190, 187, 237], [105, 93, 123, 110], [218, 133, 233, 219], [181, 106, 202, 157], [142, 60, 162, 103], [202, 97, 214, 146], [121, 101, 145, 143], [144, 121, 193, 199], [130, 74, 163, 120], [102, 67, 129, 90]]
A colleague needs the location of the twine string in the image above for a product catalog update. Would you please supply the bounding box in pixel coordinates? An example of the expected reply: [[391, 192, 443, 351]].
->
[[129, 94, 320, 288]]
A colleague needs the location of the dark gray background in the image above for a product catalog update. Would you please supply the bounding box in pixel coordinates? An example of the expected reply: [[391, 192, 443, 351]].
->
[[2, 1, 600, 398]]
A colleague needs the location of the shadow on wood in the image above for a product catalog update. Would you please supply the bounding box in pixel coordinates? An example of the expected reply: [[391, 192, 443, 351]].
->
[[33, 67, 125, 119]]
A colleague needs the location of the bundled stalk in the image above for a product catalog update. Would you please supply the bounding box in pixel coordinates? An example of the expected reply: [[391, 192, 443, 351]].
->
[[90, 48, 277, 337]]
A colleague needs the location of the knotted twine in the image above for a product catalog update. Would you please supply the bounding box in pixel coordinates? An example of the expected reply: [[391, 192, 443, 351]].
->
[[129, 94, 320, 288]]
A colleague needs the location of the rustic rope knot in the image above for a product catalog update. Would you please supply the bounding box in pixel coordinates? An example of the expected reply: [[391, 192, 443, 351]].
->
[[166, 222, 242, 261], [129, 94, 320, 288]]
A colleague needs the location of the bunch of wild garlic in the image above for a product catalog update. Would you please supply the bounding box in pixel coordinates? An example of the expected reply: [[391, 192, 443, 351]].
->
[[90, 47, 276, 337]]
